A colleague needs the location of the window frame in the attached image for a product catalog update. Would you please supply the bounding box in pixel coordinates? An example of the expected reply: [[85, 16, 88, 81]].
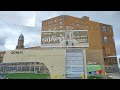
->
[[60, 26, 63, 29], [102, 25, 107, 32], [54, 19, 56, 22], [60, 21, 63, 25], [104, 36, 108, 43]]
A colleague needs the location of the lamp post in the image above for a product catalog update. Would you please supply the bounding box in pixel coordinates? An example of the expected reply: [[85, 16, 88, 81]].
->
[[83, 49, 87, 79]]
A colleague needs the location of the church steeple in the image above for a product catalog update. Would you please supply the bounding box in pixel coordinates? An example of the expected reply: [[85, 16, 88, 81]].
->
[[19, 34, 24, 38], [16, 34, 24, 49]]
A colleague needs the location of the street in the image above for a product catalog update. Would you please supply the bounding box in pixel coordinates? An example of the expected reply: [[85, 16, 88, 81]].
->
[[108, 72, 120, 79]]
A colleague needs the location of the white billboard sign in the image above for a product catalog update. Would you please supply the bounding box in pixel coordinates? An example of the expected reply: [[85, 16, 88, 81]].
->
[[41, 30, 89, 47]]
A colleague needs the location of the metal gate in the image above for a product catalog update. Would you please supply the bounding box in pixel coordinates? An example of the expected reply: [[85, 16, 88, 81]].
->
[[66, 48, 84, 79]]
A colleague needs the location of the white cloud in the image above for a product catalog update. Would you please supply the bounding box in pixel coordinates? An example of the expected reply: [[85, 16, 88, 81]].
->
[[25, 16, 35, 27], [0, 11, 36, 27], [35, 11, 71, 27], [0, 20, 40, 51]]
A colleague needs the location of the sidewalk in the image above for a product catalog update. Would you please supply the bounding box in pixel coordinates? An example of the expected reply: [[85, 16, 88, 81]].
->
[[108, 72, 120, 79]]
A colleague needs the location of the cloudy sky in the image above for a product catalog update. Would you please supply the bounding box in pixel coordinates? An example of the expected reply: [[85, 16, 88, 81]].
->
[[0, 11, 120, 60]]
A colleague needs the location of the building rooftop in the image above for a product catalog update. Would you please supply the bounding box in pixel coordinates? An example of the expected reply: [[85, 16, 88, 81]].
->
[[42, 14, 111, 26]]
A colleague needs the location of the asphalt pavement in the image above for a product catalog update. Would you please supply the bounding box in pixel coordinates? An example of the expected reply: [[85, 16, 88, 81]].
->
[[108, 72, 120, 79]]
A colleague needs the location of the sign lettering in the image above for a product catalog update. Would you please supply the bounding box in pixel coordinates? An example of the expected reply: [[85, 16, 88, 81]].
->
[[41, 30, 89, 47]]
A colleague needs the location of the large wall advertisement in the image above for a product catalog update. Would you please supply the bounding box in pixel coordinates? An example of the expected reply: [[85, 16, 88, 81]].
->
[[41, 30, 89, 47]]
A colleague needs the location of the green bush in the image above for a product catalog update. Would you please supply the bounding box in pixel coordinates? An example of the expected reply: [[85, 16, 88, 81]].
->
[[88, 75, 103, 79], [4, 73, 50, 79], [88, 75, 113, 79]]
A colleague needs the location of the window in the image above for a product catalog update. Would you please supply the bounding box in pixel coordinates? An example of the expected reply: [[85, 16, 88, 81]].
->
[[74, 24, 76, 26], [31, 66, 34, 71], [54, 20, 56, 22], [102, 25, 106, 32], [18, 67, 21, 71], [0, 60, 2, 63], [76, 20, 79, 22], [71, 27, 74, 30], [66, 41, 68, 45], [64, 15, 67, 20], [60, 17, 63, 20], [72, 23, 74, 25], [48, 21, 51, 24], [110, 26, 113, 33], [60, 22, 63, 25], [54, 27, 56, 30], [77, 24, 79, 26], [72, 43, 74, 46], [81, 21, 84, 24], [51, 21, 53, 23], [53, 24, 57, 26], [35, 66, 39, 71], [97, 24, 99, 28], [91, 27, 93, 30], [85, 26, 88, 29], [60, 26, 63, 28], [26, 66, 30, 71], [104, 36, 108, 43], [60, 34, 62, 36], [48, 22, 50, 24], [22, 66, 26, 71]]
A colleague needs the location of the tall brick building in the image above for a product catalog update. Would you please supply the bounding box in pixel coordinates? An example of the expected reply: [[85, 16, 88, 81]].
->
[[42, 15, 118, 72]]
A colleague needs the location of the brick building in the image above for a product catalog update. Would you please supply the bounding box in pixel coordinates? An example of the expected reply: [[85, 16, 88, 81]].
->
[[42, 15, 118, 72]]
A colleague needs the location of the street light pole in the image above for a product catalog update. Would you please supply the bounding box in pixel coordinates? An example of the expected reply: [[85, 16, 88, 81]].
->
[[83, 48, 87, 79]]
